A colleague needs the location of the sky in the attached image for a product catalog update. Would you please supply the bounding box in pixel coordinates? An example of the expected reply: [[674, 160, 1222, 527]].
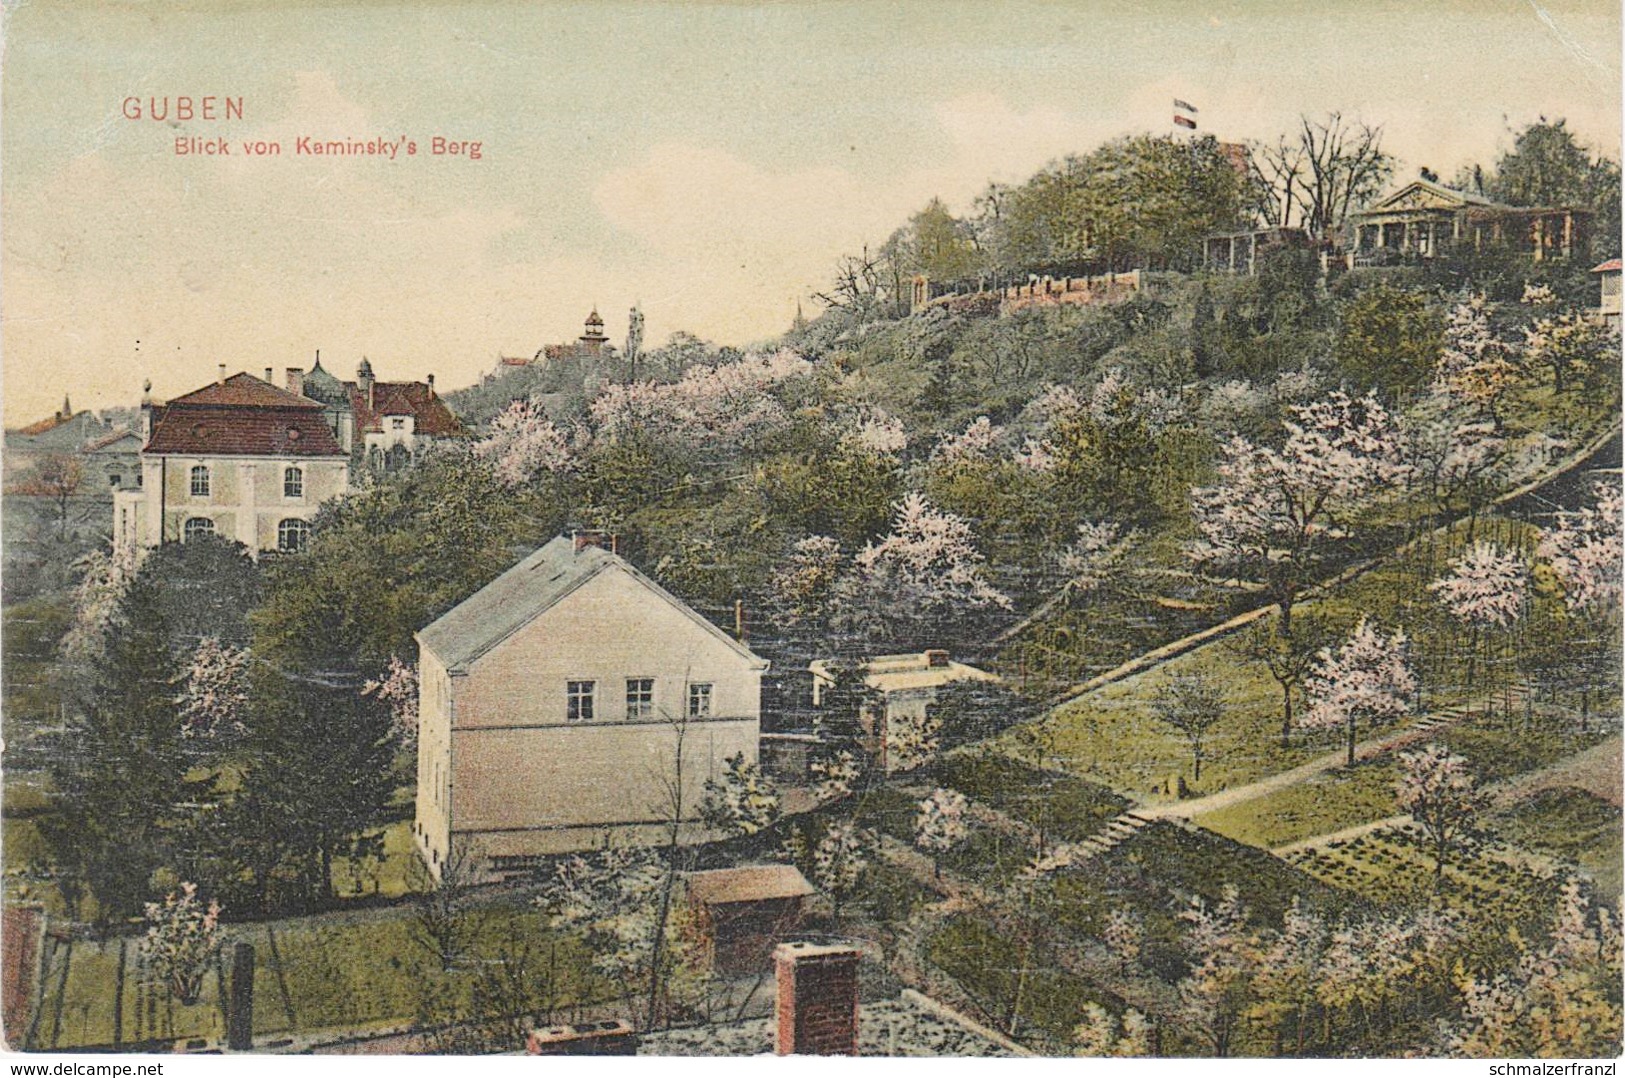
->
[[2, 0, 1620, 424]]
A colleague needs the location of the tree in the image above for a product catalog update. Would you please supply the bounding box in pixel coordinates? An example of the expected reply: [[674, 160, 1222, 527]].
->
[[839, 493, 1010, 646], [14, 453, 86, 537], [1333, 282, 1441, 401], [408, 841, 482, 973], [1302, 617, 1418, 766], [178, 636, 252, 741], [42, 572, 189, 926], [1151, 671, 1224, 785], [884, 705, 942, 773], [1483, 119, 1622, 255], [473, 398, 577, 487], [1073, 1003, 1153, 1057], [539, 845, 706, 1031], [1394, 744, 1484, 886], [1232, 614, 1334, 748], [1189, 390, 1407, 640], [914, 787, 970, 877], [1524, 309, 1617, 395], [1433, 295, 1525, 428], [1177, 887, 1258, 1058], [811, 822, 868, 919], [233, 668, 400, 909], [361, 655, 420, 746], [140, 882, 223, 1005], [1102, 907, 1146, 974], [1428, 541, 1530, 694], [698, 752, 781, 837], [1254, 113, 1393, 238], [1539, 479, 1623, 616]]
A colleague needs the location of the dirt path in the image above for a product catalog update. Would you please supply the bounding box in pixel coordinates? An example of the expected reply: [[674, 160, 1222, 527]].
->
[[1138, 700, 1480, 822], [1269, 733, 1624, 857]]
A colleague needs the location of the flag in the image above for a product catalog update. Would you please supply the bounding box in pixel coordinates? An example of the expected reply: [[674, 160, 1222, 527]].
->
[[1173, 115, 1198, 130], [1174, 98, 1199, 114]]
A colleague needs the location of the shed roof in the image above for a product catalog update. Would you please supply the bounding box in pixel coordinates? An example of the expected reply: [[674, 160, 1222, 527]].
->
[[416, 535, 769, 674], [684, 865, 814, 906], [1593, 258, 1622, 274]]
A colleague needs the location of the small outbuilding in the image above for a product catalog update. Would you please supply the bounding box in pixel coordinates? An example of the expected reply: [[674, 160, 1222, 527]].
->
[[683, 864, 816, 976]]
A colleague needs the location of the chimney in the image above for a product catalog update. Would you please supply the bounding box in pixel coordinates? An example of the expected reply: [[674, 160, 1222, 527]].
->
[[774, 942, 861, 1056], [426, 373, 435, 392], [286, 368, 304, 396], [264, 367, 274, 384], [735, 599, 746, 643], [526, 1020, 638, 1056], [924, 649, 949, 669], [217, 363, 227, 386], [572, 530, 617, 555]]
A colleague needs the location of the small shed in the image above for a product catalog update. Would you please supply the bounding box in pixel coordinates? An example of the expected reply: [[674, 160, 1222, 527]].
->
[[683, 865, 815, 976]]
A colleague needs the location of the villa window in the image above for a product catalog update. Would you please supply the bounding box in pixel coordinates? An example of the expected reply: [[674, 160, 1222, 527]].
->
[[626, 678, 655, 720], [284, 466, 304, 498], [687, 682, 713, 718], [566, 680, 596, 723], [189, 464, 210, 497], [277, 518, 310, 553], [183, 517, 215, 541]]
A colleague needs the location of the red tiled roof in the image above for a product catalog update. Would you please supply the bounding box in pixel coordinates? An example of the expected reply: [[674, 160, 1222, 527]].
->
[[168, 373, 324, 410], [499, 355, 531, 367], [145, 403, 346, 457], [1593, 258, 1622, 274], [15, 412, 77, 436], [349, 382, 465, 437]]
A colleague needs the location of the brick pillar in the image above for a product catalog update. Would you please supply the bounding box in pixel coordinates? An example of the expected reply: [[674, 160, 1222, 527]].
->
[[774, 942, 860, 1056]]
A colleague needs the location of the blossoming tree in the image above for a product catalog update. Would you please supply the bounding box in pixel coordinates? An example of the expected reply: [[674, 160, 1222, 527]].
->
[[1302, 617, 1418, 765]]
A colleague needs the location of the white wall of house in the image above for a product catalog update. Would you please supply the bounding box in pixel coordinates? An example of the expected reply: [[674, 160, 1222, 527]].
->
[[415, 563, 764, 879], [114, 454, 348, 557]]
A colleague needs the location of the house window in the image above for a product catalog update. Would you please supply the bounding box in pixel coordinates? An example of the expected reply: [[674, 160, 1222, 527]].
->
[[687, 683, 713, 718], [626, 678, 655, 720], [566, 680, 596, 723], [391, 417, 407, 431], [183, 517, 215, 541], [284, 466, 303, 498], [277, 518, 310, 553], [189, 465, 210, 497]]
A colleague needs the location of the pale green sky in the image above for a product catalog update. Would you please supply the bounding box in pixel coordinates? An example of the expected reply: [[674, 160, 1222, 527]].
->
[[2, 0, 1619, 423]]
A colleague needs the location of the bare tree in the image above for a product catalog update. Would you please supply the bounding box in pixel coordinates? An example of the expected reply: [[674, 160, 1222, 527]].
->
[[1255, 113, 1393, 239], [408, 841, 483, 972]]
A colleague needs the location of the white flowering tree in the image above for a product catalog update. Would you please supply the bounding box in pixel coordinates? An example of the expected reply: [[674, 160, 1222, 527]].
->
[[141, 882, 223, 1005], [538, 845, 705, 1030], [1395, 743, 1484, 886], [843, 406, 908, 457], [361, 654, 420, 746], [884, 705, 943, 773], [1177, 887, 1257, 1058], [1058, 520, 1126, 596], [59, 546, 138, 667], [932, 415, 1005, 464], [474, 398, 577, 487], [810, 749, 863, 804], [698, 752, 781, 837], [1539, 479, 1624, 616], [811, 821, 868, 918], [1524, 308, 1617, 395], [913, 786, 970, 877], [179, 637, 253, 740], [1189, 390, 1406, 641], [843, 493, 1010, 644], [1302, 617, 1418, 765], [768, 535, 845, 631], [1428, 541, 1530, 696], [1433, 295, 1524, 426], [1102, 907, 1146, 973]]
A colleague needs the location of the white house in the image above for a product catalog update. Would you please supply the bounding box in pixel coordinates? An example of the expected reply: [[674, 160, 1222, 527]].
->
[[113, 369, 350, 558], [414, 533, 770, 881]]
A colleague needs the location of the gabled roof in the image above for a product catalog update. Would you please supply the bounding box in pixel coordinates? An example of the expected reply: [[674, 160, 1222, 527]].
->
[[167, 372, 326, 410], [684, 864, 814, 906], [417, 536, 769, 674], [145, 400, 347, 458], [351, 382, 465, 436], [1358, 178, 1495, 217], [1593, 258, 1622, 274]]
